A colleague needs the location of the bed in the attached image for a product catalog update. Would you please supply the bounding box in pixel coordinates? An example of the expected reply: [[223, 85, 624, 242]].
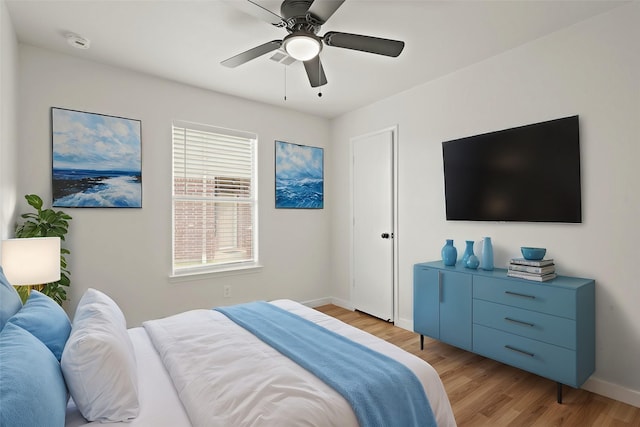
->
[[0, 276, 456, 427]]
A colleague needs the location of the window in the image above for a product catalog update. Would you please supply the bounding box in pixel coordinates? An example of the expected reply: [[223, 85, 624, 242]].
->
[[172, 121, 258, 275]]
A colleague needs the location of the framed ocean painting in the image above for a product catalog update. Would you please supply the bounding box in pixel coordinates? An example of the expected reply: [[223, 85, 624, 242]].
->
[[275, 141, 324, 209], [51, 107, 142, 208]]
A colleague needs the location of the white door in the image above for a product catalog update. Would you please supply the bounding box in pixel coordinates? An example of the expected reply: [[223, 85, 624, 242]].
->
[[352, 128, 395, 321]]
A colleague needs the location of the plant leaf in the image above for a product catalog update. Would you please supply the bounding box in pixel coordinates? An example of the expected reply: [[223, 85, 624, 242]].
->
[[15, 193, 72, 305]]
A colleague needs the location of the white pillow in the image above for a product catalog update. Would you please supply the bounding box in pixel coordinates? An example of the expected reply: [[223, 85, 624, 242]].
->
[[61, 288, 139, 422]]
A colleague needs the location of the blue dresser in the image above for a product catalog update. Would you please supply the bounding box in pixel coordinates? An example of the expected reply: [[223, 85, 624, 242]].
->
[[413, 261, 595, 402]]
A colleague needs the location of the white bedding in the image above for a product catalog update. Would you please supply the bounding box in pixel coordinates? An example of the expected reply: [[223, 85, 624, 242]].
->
[[66, 299, 456, 427]]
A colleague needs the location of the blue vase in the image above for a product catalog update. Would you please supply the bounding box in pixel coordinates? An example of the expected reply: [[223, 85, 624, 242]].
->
[[466, 254, 480, 269], [482, 237, 494, 270], [462, 240, 475, 267], [441, 239, 457, 266]]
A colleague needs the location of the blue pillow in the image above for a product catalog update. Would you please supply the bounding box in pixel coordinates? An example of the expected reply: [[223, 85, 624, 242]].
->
[[7, 290, 71, 361], [0, 323, 68, 427], [0, 266, 22, 330]]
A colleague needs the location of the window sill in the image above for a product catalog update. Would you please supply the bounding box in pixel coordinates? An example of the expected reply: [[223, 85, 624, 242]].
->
[[169, 263, 263, 283]]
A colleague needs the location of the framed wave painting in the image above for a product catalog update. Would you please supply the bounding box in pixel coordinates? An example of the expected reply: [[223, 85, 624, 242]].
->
[[275, 141, 323, 209], [51, 107, 142, 208]]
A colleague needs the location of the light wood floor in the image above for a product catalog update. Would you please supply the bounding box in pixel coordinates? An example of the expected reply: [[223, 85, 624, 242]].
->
[[315, 304, 640, 427]]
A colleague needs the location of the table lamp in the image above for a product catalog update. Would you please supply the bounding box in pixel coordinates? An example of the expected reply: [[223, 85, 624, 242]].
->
[[1, 237, 61, 293]]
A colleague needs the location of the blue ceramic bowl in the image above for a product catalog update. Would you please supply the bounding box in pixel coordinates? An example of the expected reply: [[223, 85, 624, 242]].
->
[[521, 247, 546, 260]]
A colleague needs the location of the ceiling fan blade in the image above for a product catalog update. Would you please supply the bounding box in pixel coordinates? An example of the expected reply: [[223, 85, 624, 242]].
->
[[324, 31, 405, 57], [223, 0, 285, 26], [307, 0, 345, 23], [221, 40, 283, 68], [303, 56, 327, 88]]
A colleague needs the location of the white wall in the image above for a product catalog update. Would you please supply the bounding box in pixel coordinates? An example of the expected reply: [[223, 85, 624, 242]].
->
[[0, 0, 18, 241], [330, 3, 640, 406], [17, 45, 332, 327]]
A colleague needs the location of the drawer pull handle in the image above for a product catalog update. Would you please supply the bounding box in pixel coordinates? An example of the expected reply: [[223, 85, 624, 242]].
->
[[505, 345, 535, 358], [504, 317, 535, 327], [505, 290, 536, 299]]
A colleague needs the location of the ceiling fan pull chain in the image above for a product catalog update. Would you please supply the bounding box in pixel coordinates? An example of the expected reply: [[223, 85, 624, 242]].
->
[[284, 65, 287, 101], [317, 58, 322, 98]]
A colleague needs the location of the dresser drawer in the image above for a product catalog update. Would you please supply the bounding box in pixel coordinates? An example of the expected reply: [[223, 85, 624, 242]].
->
[[473, 300, 576, 349], [473, 276, 575, 318], [473, 324, 578, 387]]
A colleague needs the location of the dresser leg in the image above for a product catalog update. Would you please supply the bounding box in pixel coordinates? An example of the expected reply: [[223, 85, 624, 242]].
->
[[420, 334, 424, 350], [557, 382, 563, 404]]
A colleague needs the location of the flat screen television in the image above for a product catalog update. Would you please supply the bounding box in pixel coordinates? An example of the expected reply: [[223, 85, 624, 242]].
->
[[442, 115, 581, 223]]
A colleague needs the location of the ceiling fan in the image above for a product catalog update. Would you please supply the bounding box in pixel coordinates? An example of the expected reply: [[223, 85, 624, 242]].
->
[[221, 0, 405, 88]]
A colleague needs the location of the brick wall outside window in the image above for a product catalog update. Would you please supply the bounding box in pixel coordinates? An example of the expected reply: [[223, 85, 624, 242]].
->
[[174, 177, 253, 268]]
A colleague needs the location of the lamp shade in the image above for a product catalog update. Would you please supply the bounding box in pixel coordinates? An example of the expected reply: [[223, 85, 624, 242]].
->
[[1, 237, 61, 286], [283, 33, 322, 61]]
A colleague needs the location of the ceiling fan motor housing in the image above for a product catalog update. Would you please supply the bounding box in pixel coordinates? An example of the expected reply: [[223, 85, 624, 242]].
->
[[281, 0, 322, 34], [281, 0, 313, 20]]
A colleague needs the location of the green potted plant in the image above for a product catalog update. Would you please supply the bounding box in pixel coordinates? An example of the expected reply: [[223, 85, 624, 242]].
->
[[14, 194, 72, 305]]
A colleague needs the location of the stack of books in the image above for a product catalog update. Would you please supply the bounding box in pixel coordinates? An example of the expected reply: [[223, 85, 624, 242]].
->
[[508, 258, 557, 282]]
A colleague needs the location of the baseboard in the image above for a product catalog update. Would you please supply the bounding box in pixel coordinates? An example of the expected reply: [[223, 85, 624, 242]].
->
[[301, 296, 353, 310], [582, 376, 640, 408], [301, 297, 332, 308], [328, 297, 353, 310], [305, 296, 412, 328], [395, 317, 413, 331]]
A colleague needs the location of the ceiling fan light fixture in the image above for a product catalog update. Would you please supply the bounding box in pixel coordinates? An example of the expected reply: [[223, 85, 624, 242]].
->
[[283, 32, 322, 61]]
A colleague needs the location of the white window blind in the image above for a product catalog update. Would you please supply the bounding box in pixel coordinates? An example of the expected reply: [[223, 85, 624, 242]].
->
[[172, 121, 257, 275]]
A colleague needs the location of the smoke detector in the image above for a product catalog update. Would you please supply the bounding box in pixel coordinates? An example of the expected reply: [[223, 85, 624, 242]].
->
[[66, 33, 90, 49]]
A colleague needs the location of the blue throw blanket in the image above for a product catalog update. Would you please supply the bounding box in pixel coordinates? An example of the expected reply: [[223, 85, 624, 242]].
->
[[215, 301, 437, 427]]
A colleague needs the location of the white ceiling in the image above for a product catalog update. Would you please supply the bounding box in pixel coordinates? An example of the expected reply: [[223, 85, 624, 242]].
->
[[5, 0, 626, 119]]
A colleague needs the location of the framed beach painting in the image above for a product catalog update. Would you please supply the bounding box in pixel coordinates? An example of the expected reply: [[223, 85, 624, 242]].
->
[[51, 107, 142, 208], [275, 140, 323, 209]]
